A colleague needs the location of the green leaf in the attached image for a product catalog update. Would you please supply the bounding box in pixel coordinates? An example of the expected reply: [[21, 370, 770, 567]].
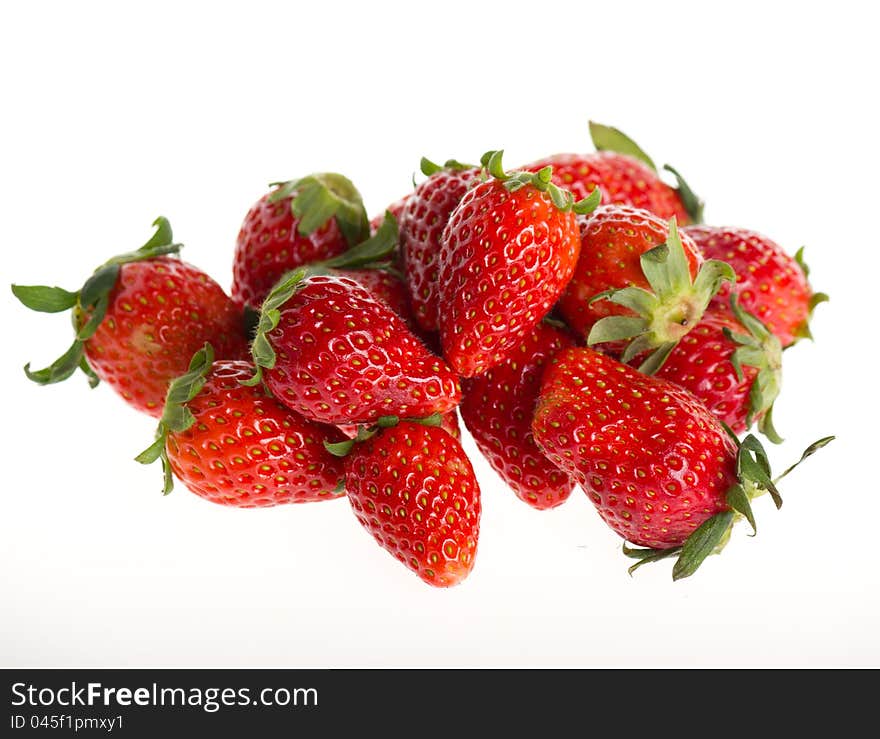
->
[[587, 316, 648, 345], [288, 173, 370, 247], [619, 334, 656, 365], [547, 184, 571, 210], [79, 356, 100, 388], [626, 546, 681, 575], [758, 404, 783, 445], [603, 286, 660, 316], [324, 439, 355, 457], [140, 216, 174, 251], [728, 292, 771, 339], [420, 157, 443, 177], [411, 412, 443, 427], [572, 186, 602, 215], [377, 415, 400, 428], [672, 511, 735, 581], [135, 435, 166, 464], [23, 340, 84, 385], [79, 264, 121, 308], [420, 157, 475, 177], [738, 434, 781, 508], [726, 483, 757, 535], [589, 121, 657, 171], [636, 341, 677, 375], [134, 422, 176, 495], [638, 218, 694, 302], [324, 212, 398, 269], [639, 243, 674, 299], [158, 343, 214, 434], [11, 284, 78, 313], [622, 542, 656, 560], [662, 164, 704, 224], [442, 159, 476, 171], [773, 436, 835, 484], [691, 259, 736, 307], [809, 292, 829, 312], [247, 269, 308, 377], [76, 294, 110, 341], [249, 332, 276, 374], [138, 345, 215, 495]]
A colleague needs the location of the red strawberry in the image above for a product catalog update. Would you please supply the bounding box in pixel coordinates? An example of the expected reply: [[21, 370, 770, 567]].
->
[[437, 151, 599, 378], [232, 173, 370, 310], [559, 206, 734, 373], [460, 322, 576, 510], [330, 268, 414, 326], [655, 297, 783, 440], [335, 418, 481, 587], [524, 121, 702, 224], [398, 158, 480, 332], [247, 271, 460, 425], [137, 344, 345, 506], [683, 225, 827, 346], [533, 347, 831, 578], [12, 217, 247, 417]]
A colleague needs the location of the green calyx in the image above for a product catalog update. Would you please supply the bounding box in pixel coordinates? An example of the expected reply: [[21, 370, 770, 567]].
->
[[12, 216, 182, 389], [135, 343, 215, 494], [624, 433, 835, 580], [792, 247, 830, 342], [242, 213, 400, 389], [588, 121, 704, 223], [589, 121, 657, 171], [480, 149, 601, 215], [587, 218, 735, 374], [269, 172, 369, 247], [323, 412, 443, 458], [420, 157, 476, 177], [724, 294, 784, 443], [321, 211, 399, 270], [243, 268, 309, 388]]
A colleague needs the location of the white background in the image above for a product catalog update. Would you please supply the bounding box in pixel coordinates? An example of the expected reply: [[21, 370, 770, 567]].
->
[[1, 1, 876, 667]]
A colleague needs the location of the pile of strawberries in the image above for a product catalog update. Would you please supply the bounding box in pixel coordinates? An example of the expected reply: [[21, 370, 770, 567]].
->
[[13, 123, 832, 585]]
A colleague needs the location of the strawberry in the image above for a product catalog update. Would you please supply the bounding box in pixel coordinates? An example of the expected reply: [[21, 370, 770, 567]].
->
[[655, 297, 783, 441], [12, 217, 247, 417], [330, 417, 481, 587], [247, 270, 460, 425], [137, 344, 345, 506], [329, 267, 414, 327], [460, 322, 576, 510], [559, 206, 734, 373], [683, 225, 828, 346], [532, 346, 832, 578], [232, 173, 370, 310], [524, 121, 703, 224], [437, 151, 600, 378], [398, 158, 480, 332]]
